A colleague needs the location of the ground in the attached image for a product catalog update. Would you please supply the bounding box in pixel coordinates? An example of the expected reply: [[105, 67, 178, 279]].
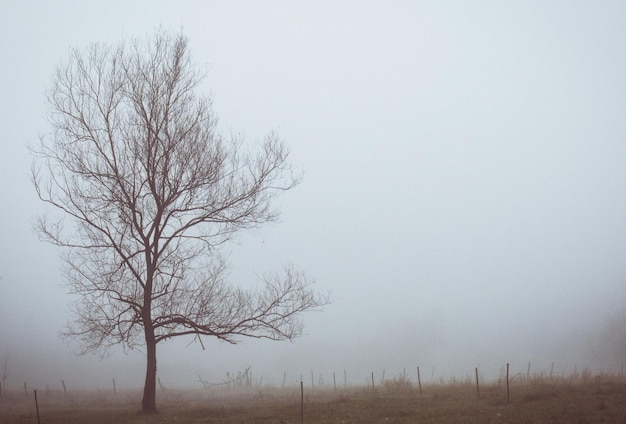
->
[[2, 374, 626, 423]]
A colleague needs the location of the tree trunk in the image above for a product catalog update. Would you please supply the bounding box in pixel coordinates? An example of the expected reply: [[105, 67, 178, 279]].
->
[[141, 324, 158, 413]]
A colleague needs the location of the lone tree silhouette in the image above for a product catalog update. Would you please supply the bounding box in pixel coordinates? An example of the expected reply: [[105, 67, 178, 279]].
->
[[31, 30, 328, 413]]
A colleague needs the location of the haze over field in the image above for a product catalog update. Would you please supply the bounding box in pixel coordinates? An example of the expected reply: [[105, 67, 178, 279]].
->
[[1, 1, 626, 390]]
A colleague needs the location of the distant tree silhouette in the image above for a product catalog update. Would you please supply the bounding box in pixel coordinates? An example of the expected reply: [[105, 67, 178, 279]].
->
[[31, 30, 328, 413]]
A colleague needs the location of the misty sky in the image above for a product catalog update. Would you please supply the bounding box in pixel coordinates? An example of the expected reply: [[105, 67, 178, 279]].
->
[[2, 1, 626, 390]]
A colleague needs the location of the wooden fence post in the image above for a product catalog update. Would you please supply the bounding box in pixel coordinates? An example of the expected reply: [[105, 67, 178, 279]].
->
[[417, 366, 422, 395], [475, 367, 480, 399], [34, 389, 41, 424], [506, 363, 510, 404], [300, 381, 304, 424]]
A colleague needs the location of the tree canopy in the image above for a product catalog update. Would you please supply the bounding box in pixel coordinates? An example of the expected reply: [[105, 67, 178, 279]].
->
[[31, 30, 328, 412]]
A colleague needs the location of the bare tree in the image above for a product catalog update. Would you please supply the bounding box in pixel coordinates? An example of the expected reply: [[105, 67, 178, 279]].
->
[[31, 30, 328, 413]]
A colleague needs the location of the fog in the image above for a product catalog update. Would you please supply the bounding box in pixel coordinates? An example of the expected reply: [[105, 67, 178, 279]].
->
[[1, 1, 626, 391]]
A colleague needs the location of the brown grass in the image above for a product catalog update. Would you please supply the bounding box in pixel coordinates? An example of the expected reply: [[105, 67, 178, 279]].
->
[[2, 374, 626, 423]]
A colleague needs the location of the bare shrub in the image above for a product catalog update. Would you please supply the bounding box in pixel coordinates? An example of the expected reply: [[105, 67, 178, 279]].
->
[[383, 375, 412, 393]]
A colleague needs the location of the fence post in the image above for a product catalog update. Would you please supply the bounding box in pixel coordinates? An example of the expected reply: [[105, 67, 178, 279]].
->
[[506, 363, 510, 404], [300, 381, 304, 424], [417, 366, 422, 395], [34, 389, 41, 424], [475, 367, 480, 399]]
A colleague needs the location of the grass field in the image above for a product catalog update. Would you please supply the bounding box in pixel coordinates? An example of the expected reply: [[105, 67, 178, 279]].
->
[[2, 373, 626, 423]]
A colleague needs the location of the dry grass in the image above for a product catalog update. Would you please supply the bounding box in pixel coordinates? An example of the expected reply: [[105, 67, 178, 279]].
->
[[2, 374, 626, 423]]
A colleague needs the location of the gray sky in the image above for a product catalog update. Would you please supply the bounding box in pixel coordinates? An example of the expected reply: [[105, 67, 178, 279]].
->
[[2, 1, 626, 390]]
